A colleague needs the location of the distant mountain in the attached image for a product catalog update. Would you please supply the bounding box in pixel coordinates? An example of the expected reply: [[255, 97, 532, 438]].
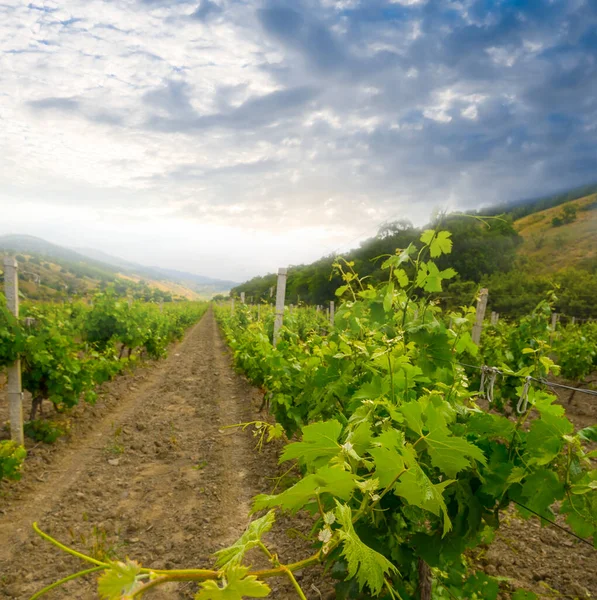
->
[[0, 234, 119, 273], [0, 234, 237, 298], [479, 181, 597, 221], [73, 247, 238, 291]]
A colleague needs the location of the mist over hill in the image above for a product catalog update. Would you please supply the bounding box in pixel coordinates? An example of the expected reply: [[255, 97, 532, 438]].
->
[[0, 235, 237, 298]]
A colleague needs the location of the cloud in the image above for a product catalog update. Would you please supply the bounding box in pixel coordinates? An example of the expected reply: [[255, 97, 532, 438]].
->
[[191, 0, 223, 21], [1, 0, 597, 279]]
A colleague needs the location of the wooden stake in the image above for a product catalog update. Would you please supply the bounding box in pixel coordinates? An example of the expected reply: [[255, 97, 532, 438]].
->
[[231, 297, 235, 316], [240, 291, 245, 304], [3, 257, 24, 444], [550, 312, 558, 343], [330, 301, 335, 327], [472, 288, 488, 346], [273, 268, 287, 346]]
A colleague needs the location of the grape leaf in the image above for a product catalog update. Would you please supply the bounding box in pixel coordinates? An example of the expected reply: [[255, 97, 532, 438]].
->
[[335, 502, 398, 595], [526, 413, 574, 466], [195, 566, 270, 599], [393, 268, 409, 288], [430, 231, 453, 258], [369, 446, 405, 488], [393, 464, 454, 535], [214, 510, 275, 568], [518, 468, 565, 519], [280, 420, 342, 468], [425, 428, 487, 478], [578, 426, 597, 443], [253, 467, 356, 514], [98, 560, 143, 600]]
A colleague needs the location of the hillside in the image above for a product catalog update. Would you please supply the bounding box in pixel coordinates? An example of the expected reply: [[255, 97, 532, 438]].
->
[[232, 184, 597, 319], [73, 247, 238, 296], [0, 235, 237, 300], [514, 193, 597, 272]]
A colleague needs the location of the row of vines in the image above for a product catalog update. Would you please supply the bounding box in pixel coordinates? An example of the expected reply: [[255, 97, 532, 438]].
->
[[0, 293, 207, 480], [15, 229, 597, 599]]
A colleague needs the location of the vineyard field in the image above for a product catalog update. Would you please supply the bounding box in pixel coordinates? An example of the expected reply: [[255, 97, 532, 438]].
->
[[0, 309, 594, 599], [1, 230, 596, 600]]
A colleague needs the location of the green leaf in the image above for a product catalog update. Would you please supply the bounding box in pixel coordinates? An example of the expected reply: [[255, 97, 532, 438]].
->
[[370, 445, 405, 488], [253, 467, 356, 514], [400, 401, 424, 436], [424, 406, 487, 478], [578, 426, 597, 443], [430, 231, 453, 258], [98, 560, 143, 600], [526, 412, 574, 466], [420, 229, 435, 246], [393, 464, 454, 536], [214, 511, 275, 568], [335, 502, 398, 595], [393, 268, 409, 288], [347, 422, 373, 456], [383, 282, 394, 313], [518, 469, 565, 519], [280, 420, 343, 468], [351, 377, 390, 402], [195, 566, 270, 599]]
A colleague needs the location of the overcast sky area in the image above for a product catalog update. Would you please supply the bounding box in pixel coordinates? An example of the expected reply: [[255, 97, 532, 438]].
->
[[1, 0, 596, 281]]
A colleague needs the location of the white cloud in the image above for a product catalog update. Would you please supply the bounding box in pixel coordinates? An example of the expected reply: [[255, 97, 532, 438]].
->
[[1, 0, 596, 280]]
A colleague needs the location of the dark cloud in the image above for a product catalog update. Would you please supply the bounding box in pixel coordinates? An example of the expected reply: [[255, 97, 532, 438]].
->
[[27, 97, 124, 126], [190, 0, 223, 21], [9, 0, 597, 230], [144, 84, 319, 132], [28, 97, 81, 111]]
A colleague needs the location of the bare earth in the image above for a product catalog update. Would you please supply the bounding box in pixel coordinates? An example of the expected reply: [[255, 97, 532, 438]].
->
[[0, 310, 595, 599]]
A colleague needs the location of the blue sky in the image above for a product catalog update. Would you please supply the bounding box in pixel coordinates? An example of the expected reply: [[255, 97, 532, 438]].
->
[[1, 0, 596, 280]]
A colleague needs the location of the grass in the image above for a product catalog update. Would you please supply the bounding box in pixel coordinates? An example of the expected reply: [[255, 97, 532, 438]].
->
[[515, 193, 597, 273]]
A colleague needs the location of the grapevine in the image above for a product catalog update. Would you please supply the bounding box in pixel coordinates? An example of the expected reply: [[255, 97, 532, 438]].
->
[[28, 230, 596, 599]]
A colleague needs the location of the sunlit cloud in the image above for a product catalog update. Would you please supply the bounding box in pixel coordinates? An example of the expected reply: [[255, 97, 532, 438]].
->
[[1, 0, 596, 279]]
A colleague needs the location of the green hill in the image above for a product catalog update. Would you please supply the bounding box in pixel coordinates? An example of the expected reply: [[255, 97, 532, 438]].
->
[[233, 185, 597, 319], [0, 235, 238, 301]]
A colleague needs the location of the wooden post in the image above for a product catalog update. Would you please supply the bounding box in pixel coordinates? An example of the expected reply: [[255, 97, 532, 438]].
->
[[550, 312, 558, 343], [572, 316, 576, 325], [330, 301, 335, 327], [490, 311, 498, 325], [471, 288, 488, 346], [273, 268, 287, 346], [4, 257, 24, 444], [257, 304, 261, 321], [231, 297, 235, 316], [240, 292, 245, 304], [269, 286, 273, 298]]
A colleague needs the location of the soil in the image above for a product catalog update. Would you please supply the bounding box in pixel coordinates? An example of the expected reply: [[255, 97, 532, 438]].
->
[[0, 310, 331, 600], [0, 310, 595, 600]]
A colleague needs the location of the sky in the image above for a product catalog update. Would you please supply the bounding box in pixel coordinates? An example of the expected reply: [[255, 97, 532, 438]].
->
[[1, 0, 596, 282]]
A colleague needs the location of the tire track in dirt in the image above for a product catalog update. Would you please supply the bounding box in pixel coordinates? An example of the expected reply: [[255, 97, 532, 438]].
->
[[0, 309, 327, 599]]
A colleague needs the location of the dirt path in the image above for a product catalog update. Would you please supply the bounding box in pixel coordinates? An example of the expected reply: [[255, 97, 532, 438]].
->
[[0, 310, 327, 600]]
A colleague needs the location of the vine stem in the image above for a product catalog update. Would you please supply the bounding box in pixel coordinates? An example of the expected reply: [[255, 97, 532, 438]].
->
[[32, 522, 108, 568], [282, 566, 308, 600], [28, 566, 105, 600]]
